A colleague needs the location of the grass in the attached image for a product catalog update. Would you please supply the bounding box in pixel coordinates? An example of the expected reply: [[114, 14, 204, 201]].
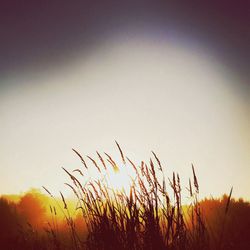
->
[[1, 142, 248, 250], [42, 143, 213, 249]]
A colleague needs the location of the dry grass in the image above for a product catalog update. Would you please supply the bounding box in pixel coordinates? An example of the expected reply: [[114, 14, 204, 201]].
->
[[46, 143, 211, 250], [1, 143, 243, 250]]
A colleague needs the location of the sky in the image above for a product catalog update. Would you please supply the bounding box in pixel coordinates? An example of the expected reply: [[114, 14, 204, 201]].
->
[[0, 1, 249, 199]]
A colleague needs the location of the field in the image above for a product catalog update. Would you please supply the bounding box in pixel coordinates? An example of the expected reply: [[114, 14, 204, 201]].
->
[[1, 144, 250, 250]]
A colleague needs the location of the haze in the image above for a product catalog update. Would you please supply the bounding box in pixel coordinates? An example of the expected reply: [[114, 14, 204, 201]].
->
[[1, 34, 249, 199]]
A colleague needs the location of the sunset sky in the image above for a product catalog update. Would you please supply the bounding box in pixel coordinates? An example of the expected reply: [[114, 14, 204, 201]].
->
[[0, 1, 249, 199]]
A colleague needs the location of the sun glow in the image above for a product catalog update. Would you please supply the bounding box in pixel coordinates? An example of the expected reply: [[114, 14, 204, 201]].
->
[[105, 162, 136, 194]]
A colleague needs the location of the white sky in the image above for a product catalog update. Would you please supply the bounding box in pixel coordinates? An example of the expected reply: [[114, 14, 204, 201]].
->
[[1, 35, 249, 199]]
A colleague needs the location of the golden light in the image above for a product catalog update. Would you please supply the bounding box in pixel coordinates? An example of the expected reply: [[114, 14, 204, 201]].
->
[[104, 162, 136, 194]]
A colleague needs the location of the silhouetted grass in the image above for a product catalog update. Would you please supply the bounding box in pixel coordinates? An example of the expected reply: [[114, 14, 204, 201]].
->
[[1, 143, 249, 250], [42, 143, 213, 249]]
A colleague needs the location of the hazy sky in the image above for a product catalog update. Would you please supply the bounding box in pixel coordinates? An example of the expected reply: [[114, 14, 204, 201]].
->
[[0, 1, 249, 199]]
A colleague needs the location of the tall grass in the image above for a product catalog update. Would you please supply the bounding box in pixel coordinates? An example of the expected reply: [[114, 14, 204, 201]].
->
[[43, 143, 211, 250], [2, 143, 239, 249]]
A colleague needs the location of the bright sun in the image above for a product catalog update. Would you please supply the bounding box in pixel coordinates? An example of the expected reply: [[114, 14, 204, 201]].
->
[[105, 163, 136, 194]]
